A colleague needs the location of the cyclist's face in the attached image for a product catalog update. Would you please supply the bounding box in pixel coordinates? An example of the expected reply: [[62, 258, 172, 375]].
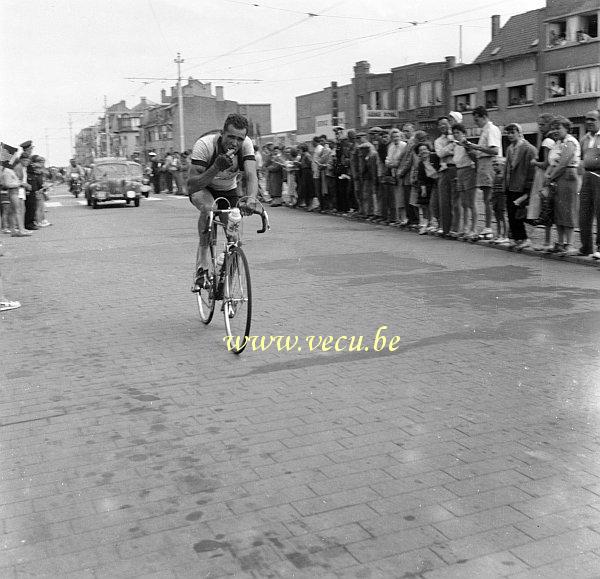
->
[[222, 125, 247, 152]]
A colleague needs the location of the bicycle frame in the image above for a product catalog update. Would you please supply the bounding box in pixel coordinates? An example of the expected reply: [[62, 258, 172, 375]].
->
[[197, 196, 269, 353]]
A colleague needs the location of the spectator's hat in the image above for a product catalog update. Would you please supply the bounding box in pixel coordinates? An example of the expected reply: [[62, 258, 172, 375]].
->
[[505, 122, 523, 133], [20, 140, 33, 149], [448, 111, 463, 124], [346, 129, 356, 139], [355, 131, 367, 137], [148, 152, 157, 156], [368, 126, 383, 134], [585, 110, 600, 120]]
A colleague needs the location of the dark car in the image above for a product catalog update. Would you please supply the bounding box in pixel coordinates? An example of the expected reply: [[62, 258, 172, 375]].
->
[[85, 158, 144, 208]]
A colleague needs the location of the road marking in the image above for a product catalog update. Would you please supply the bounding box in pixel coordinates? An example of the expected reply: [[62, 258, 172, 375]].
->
[[45, 202, 63, 207]]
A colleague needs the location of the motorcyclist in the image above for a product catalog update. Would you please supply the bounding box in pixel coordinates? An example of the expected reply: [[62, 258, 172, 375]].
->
[[67, 159, 85, 195]]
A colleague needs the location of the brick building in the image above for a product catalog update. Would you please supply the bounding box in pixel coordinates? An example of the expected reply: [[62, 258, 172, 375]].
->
[[451, 0, 599, 142], [295, 58, 455, 142], [296, 81, 354, 141], [141, 79, 271, 161]]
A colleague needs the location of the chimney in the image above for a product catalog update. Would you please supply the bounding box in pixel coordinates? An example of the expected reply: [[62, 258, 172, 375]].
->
[[445, 55, 456, 68], [161, 89, 167, 103], [353, 61, 370, 76], [491, 15, 500, 39], [216, 86, 224, 101]]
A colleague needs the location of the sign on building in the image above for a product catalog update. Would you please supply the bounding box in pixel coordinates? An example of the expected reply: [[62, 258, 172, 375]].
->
[[359, 104, 399, 127], [314, 112, 346, 138]]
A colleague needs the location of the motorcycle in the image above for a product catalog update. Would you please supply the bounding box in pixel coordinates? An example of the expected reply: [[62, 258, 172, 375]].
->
[[70, 174, 82, 198]]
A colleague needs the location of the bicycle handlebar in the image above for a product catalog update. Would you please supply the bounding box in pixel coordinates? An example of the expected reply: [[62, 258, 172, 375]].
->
[[206, 207, 270, 235]]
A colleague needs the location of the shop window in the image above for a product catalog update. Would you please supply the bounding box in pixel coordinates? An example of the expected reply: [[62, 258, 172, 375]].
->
[[396, 87, 405, 111], [419, 81, 433, 106], [369, 90, 389, 110], [433, 80, 443, 104], [408, 86, 417, 110], [508, 84, 533, 105], [484, 89, 498, 109]]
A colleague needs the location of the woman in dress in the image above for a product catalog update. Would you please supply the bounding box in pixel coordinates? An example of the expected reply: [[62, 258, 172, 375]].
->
[[543, 117, 581, 255], [528, 114, 556, 251]]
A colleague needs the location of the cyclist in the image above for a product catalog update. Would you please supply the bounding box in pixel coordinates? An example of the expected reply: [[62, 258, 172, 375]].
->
[[67, 159, 85, 195], [188, 113, 258, 292]]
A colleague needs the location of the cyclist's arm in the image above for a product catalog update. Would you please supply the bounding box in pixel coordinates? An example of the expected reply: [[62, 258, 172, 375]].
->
[[243, 159, 258, 198], [187, 162, 221, 194]]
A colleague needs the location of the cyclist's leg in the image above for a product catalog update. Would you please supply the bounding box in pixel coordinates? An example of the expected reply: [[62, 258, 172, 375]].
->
[[189, 189, 216, 271]]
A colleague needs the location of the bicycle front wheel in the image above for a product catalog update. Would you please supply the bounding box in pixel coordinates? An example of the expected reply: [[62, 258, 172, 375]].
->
[[223, 246, 252, 354], [196, 251, 216, 325]]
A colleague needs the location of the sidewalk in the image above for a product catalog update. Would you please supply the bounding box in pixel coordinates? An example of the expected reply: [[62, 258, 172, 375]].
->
[[278, 192, 600, 269]]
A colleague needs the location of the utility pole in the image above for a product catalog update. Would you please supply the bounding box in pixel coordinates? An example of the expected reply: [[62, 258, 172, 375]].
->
[[45, 129, 50, 161], [459, 25, 463, 64], [68, 115, 73, 158], [104, 95, 111, 157], [174, 52, 185, 152]]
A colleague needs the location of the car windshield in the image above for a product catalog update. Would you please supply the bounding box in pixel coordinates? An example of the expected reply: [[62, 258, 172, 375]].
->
[[96, 164, 129, 179], [128, 165, 142, 178]]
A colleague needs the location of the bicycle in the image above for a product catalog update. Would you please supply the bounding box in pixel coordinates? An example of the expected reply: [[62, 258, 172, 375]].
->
[[195, 196, 269, 354]]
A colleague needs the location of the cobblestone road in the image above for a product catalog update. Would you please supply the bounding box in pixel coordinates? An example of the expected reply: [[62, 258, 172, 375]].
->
[[1, 187, 599, 578]]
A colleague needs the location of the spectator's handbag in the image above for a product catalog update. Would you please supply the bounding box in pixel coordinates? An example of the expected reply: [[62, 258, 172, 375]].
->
[[536, 186, 554, 227], [514, 200, 528, 221]]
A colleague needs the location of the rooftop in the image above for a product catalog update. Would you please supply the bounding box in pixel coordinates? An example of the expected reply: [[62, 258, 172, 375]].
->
[[474, 8, 544, 63]]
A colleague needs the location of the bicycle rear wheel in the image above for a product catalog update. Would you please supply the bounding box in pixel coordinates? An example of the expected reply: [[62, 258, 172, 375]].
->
[[196, 248, 216, 325], [223, 246, 252, 354]]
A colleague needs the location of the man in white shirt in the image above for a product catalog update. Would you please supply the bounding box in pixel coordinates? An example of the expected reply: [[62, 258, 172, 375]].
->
[[466, 106, 502, 239]]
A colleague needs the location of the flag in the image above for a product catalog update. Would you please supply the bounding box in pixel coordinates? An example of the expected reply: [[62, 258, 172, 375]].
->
[[1, 142, 19, 165]]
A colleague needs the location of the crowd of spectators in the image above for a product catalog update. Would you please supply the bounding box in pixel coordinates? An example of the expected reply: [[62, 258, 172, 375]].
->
[[0, 140, 56, 311], [257, 106, 600, 261], [147, 151, 190, 196]]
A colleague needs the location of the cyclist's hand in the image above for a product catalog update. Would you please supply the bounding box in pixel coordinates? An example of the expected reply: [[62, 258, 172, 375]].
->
[[214, 154, 233, 171], [238, 198, 260, 216]]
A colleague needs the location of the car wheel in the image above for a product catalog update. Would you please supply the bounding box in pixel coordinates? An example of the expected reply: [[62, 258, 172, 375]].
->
[[134, 198, 140, 207], [92, 199, 98, 209], [86, 197, 91, 206]]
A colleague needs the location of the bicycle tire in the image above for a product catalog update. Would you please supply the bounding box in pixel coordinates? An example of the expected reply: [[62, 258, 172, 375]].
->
[[223, 246, 252, 354], [196, 244, 216, 325]]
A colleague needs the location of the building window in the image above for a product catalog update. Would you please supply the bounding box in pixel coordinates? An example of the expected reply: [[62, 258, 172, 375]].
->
[[419, 81, 433, 106], [508, 84, 534, 105], [433, 80, 443, 105], [396, 88, 405, 111], [547, 21, 567, 47], [454, 93, 474, 111], [484, 89, 498, 109], [408, 85, 417, 110], [576, 13, 598, 42], [547, 67, 600, 98]]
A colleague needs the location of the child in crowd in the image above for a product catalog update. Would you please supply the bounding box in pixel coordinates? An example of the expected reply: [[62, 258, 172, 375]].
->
[[451, 123, 478, 240], [415, 143, 439, 234], [491, 157, 509, 243]]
